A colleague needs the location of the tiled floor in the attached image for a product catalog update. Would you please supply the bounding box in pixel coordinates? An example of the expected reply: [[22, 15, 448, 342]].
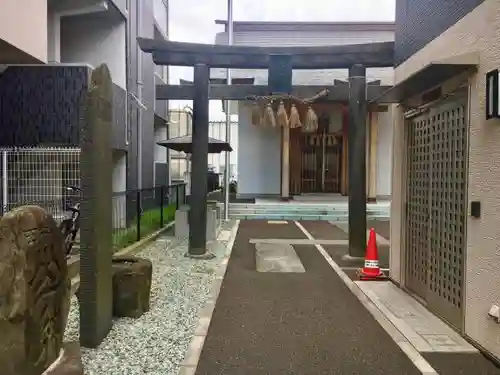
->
[[355, 281, 478, 353]]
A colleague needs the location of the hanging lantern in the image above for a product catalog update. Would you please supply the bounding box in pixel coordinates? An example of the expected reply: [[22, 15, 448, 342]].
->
[[251, 102, 262, 126], [276, 100, 289, 128], [263, 103, 277, 128], [289, 104, 302, 128], [303, 106, 318, 133]]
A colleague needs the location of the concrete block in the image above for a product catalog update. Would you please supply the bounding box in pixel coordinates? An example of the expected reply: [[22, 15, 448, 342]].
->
[[206, 208, 217, 241], [207, 200, 221, 228], [175, 206, 217, 241], [175, 207, 190, 238]]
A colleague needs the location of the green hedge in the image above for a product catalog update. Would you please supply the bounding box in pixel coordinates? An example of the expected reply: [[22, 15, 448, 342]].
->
[[113, 204, 176, 251]]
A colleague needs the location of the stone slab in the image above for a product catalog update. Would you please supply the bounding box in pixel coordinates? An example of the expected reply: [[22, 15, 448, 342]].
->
[[218, 230, 231, 242], [255, 243, 306, 273], [355, 281, 478, 353], [333, 222, 390, 245], [250, 238, 348, 245]]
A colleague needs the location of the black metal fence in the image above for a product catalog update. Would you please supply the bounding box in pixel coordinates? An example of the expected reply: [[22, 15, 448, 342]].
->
[[1, 183, 187, 253], [112, 183, 186, 251]]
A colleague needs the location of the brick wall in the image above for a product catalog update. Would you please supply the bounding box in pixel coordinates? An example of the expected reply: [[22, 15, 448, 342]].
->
[[395, 0, 485, 66]]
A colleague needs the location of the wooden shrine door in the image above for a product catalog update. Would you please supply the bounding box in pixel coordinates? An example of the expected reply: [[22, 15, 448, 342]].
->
[[297, 127, 342, 193]]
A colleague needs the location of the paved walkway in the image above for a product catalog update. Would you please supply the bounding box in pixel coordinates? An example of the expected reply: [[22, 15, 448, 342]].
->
[[185, 220, 500, 375], [194, 220, 419, 374]]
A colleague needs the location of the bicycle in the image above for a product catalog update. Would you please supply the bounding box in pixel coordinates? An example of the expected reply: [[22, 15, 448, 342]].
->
[[59, 185, 81, 256]]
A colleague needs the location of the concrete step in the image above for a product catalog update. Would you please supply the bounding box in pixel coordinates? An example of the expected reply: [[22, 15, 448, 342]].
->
[[225, 204, 390, 209], [225, 208, 390, 213], [228, 213, 389, 221], [225, 203, 390, 210], [218, 202, 391, 220], [227, 208, 389, 215]]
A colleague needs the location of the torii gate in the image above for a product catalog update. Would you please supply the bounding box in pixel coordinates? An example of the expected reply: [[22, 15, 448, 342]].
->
[[137, 38, 395, 258]]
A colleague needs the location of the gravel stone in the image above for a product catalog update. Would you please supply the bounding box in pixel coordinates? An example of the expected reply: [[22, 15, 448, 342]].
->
[[64, 220, 237, 375]]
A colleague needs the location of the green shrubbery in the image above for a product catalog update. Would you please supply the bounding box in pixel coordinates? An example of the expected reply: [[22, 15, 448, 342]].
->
[[113, 204, 176, 250]]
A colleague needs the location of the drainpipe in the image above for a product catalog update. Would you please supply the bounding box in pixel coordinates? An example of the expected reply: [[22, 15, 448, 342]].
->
[[165, 0, 170, 184], [223, 0, 233, 220], [136, 0, 143, 190], [125, 0, 131, 147]]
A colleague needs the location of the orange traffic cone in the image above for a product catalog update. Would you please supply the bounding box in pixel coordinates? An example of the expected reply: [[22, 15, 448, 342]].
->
[[358, 228, 387, 281]]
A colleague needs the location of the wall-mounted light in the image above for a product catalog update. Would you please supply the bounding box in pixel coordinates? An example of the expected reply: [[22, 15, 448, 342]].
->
[[486, 69, 500, 120]]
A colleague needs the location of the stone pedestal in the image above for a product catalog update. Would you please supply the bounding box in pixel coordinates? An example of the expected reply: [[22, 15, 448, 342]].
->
[[207, 200, 220, 227], [175, 205, 217, 241], [111, 257, 153, 318], [175, 205, 190, 238], [206, 208, 217, 241], [42, 342, 84, 375]]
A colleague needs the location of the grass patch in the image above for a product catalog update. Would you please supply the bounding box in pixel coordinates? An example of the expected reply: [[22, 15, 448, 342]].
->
[[113, 204, 176, 251]]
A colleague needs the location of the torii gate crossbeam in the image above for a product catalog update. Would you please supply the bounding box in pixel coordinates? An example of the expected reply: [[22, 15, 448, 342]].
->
[[137, 37, 394, 258]]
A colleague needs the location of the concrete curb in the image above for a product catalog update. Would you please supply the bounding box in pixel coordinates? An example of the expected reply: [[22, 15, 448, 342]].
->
[[69, 221, 175, 295], [114, 221, 175, 257], [178, 220, 241, 375], [294, 221, 438, 375]]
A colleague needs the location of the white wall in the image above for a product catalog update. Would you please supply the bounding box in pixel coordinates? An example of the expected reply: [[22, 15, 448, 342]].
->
[[153, 0, 168, 36], [112, 150, 126, 228], [0, 0, 47, 62], [376, 109, 393, 197], [60, 15, 126, 88], [112, 150, 126, 191], [237, 102, 281, 197], [47, 9, 60, 63], [154, 123, 168, 163]]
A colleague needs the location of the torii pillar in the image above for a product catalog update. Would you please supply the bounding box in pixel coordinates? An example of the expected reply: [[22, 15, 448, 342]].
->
[[347, 64, 368, 258], [269, 54, 293, 201]]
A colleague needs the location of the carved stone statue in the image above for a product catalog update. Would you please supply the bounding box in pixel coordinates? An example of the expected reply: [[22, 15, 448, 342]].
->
[[0, 205, 71, 375]]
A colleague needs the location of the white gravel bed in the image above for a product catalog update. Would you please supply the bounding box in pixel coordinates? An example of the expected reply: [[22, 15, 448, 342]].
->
[[64, 222, 236, 375]]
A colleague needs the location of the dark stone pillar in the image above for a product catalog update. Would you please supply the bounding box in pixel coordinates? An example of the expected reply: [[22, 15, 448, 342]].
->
[[188, 64, 211, 257], [79, 64, 113, 347], [348, 64, 367, 258]]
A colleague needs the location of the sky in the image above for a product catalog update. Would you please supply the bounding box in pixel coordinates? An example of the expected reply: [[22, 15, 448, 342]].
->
[[166, 0, 396, 120]]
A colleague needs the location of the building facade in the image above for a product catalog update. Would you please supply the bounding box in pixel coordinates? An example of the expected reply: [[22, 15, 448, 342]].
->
[[167, 108, 238, 191], [388, 0, 500, 361], [212, 21, 395, 200], [168, 108, 193, 183], [0, 0, 48, 64], [0, 0, 170, 207], [207, 120, 238, 180]]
